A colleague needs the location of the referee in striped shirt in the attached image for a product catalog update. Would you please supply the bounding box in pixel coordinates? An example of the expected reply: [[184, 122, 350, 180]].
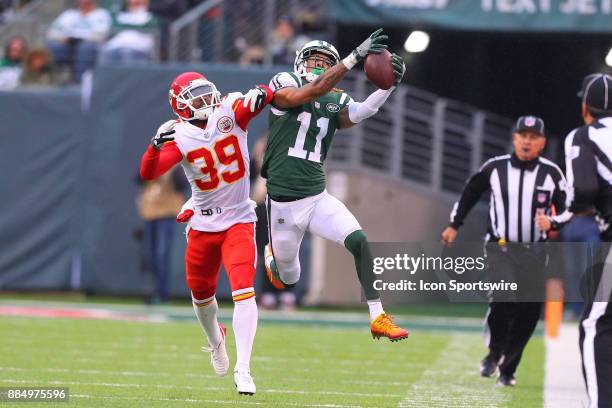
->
[[566, 73, 612, 408], [441, 115, 572, 386]]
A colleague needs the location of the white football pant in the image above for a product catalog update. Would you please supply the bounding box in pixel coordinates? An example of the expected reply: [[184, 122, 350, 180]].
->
[[266, 190, 361, 285]]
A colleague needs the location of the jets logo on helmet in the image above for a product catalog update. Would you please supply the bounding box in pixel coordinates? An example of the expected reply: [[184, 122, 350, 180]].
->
[[169, 72, 222, 121], [294, 40, 340, 82]]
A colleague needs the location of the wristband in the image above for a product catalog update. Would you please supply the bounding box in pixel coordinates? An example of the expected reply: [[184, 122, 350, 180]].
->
[[342, 54, 358, 70]]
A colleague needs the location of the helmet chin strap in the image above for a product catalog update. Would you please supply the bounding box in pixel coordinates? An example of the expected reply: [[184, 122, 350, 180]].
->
[[193, 109, 211, 120], [189, 110, 212, 137]]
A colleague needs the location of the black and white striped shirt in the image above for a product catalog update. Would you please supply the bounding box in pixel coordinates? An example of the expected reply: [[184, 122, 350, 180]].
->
[[564, 116, 612, 239], [449, 153, 572, 243]]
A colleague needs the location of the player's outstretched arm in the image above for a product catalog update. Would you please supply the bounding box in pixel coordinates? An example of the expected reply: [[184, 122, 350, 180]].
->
[[140, 120, 183, 180], [236, 85, 274, 130], [241, 85, 274, 113], [273, 29, 388, 109], [338, 53, 405, 129]]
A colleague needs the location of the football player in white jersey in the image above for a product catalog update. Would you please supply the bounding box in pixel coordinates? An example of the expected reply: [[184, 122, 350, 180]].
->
[[140, 72, 273, 395]]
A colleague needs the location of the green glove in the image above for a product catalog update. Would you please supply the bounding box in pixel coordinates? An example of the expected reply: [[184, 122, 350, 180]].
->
[[342, 28, 388, 69], [391, 53, 406, 85]]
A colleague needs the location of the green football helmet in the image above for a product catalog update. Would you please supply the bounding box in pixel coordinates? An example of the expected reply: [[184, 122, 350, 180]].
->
[[293, 40, 340, 82]]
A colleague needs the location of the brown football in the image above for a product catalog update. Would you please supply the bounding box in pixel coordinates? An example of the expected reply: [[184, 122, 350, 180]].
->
[[364, 49, 395, 90]]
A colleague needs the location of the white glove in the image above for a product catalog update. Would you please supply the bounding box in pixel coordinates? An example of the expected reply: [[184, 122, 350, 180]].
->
[[151, 119, 176, 150], [242, 85, 269, 112]]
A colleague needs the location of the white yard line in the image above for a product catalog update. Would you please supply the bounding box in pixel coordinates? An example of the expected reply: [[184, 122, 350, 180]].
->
[[0, 367, 218, 379], [70, 394, 364, 408], [397, 333, 508, 408], [0, 337, 415, 372], [544, 323, 588, 408], [0, 362, 410, 382], [1, 377, 401, 399], [0, 299, 484, 329]]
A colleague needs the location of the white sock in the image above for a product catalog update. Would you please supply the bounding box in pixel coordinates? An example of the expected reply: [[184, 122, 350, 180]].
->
[[233, 296, 258, 373], [192, 294, 222, 347], [367, 299, 385, 321]]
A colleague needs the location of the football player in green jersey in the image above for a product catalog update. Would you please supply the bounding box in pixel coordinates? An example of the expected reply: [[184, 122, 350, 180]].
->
[[243, 30, 408, 341]]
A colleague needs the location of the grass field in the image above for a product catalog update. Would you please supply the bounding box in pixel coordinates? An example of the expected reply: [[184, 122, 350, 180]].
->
[[0, 302, 544, 408]]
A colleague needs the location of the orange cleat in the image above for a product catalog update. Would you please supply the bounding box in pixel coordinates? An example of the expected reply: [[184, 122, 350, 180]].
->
[[370, 313, 409, 342], [264, 244, 286, 290]]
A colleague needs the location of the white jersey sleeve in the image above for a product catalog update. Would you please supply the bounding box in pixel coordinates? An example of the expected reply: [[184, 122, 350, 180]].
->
[[224, 91, 243, 106]]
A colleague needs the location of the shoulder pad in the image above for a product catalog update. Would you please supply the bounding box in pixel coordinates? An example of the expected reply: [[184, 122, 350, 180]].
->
[[223, 92, 243, 106], [269, 72, 301, 91]]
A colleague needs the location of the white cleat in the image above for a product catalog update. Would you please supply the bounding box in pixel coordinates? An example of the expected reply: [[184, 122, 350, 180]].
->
[[234, 370, 256, 395], [201, 323, 229, 377]]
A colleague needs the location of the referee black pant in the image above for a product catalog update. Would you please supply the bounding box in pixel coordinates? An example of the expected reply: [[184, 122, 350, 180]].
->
[[485, 301, 542, 376], [484, 243, 546, 377], [579, 242, 612, 408]]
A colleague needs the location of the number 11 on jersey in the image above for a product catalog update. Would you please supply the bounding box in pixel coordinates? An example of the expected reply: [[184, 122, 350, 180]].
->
[[287, 112, 329, 163]]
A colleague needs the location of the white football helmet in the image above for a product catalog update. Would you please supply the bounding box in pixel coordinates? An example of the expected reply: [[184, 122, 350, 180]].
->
[[294, 40, 340, 82]]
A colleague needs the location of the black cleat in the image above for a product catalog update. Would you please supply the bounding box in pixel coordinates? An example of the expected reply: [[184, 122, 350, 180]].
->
[[497, 374, 516, 387], [480, 354, 499, 377]]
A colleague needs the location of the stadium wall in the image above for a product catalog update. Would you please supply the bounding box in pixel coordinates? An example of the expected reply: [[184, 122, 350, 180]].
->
[[309, 169, 488, 306], [0, 65, 278, 298]]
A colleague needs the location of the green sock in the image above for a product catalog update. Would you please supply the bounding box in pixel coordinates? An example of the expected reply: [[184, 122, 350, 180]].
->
[[270, 259, 280, 279], [344, 230, 379, 300]]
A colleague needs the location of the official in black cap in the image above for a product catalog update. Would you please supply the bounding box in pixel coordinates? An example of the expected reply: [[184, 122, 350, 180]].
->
[[565, 73, 612, 408], [442, 115, 572, 387]]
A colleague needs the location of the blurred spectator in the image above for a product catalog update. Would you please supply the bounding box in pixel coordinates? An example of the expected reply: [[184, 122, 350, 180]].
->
[[99, 0, 159, 64], [0, 35, 27, 90], [250, 135, 297, 311], [268, 15, 309, 66], [137, 168, 186, 304], [0, 0, 32, 23], [236, 38, 265, 67], [47, 0, 112, 82], [148, 0, 189, 60], [21, 48, 67, 87], [0, 35, 27, 66], [296, 4, 328, 34]]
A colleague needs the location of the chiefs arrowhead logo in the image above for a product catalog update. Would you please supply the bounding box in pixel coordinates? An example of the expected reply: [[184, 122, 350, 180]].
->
[[217, 116, 234, 133]]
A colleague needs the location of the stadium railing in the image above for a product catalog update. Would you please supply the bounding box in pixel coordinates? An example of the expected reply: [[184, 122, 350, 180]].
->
[[167, 0, 328, 64], [329, 72, 514, 195]]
